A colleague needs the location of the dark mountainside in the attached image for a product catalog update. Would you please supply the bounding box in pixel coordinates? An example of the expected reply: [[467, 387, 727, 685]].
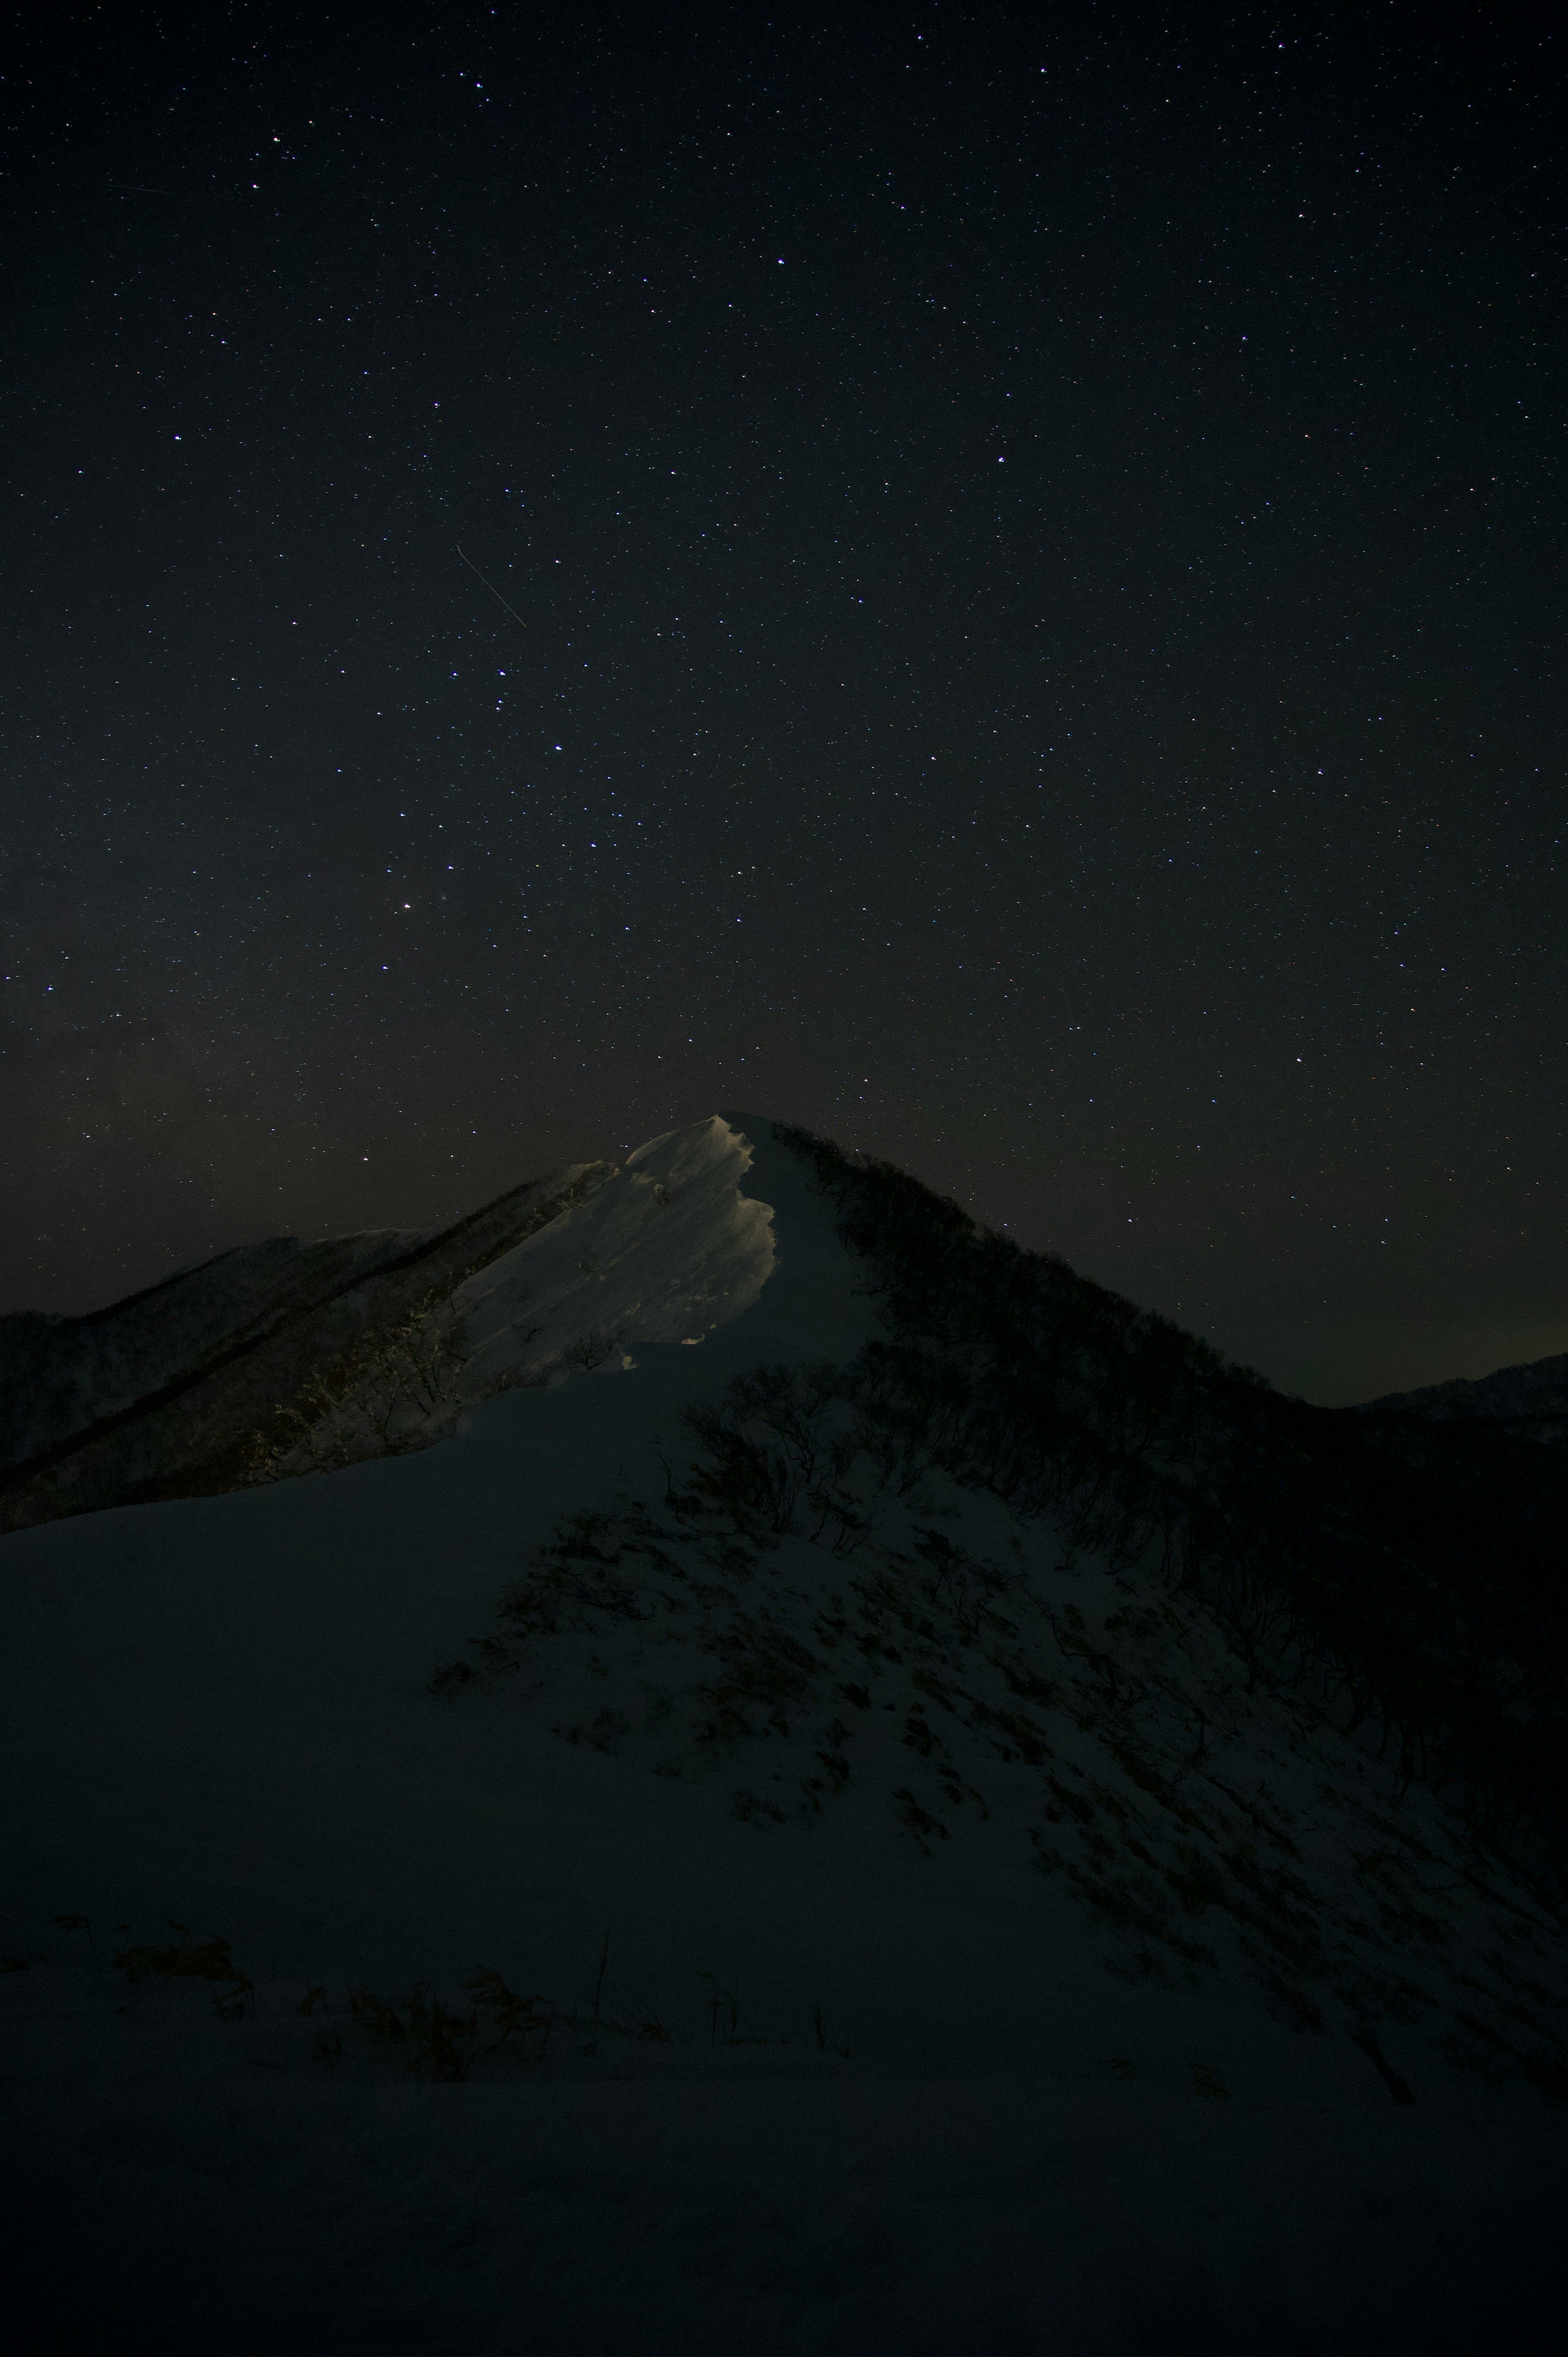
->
[[771, 1127, 1568, 1917], [0, 1162, 612, 1533]]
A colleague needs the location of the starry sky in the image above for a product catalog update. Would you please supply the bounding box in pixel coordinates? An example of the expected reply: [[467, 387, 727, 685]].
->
[[3, 4, 1564, 1403]]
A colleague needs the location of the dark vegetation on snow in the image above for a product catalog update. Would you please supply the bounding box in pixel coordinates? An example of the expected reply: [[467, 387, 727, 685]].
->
[[22, 1918, 766, 2084], [427, 1137, 1568, 2096], [772, 1125, 1568, 1905]]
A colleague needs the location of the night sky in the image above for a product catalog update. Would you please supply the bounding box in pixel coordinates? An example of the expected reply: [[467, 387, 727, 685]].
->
[[4, 5, 1563, 1404]]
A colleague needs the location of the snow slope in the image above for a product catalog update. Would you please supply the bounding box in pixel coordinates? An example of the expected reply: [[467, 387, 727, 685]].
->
[[0, 1117, 1561, 2355]]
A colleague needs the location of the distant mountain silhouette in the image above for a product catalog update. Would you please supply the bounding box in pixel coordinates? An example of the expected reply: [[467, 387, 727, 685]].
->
[[1359, 1353, 1568, 1453]]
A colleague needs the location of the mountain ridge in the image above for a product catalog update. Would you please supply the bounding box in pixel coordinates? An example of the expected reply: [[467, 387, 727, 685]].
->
[[1359, 1352, 1568, 1451], [0, 1162, 612, 1526], [0, 1112, 1564, 2350]]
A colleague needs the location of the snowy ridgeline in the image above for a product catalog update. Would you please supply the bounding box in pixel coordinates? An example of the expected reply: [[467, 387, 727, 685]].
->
[[0, 1219, 430, 1469], [1, 1115, 1565, 2353], [0, 1118, 772, 1528], [253, 1115, 776, 1479]]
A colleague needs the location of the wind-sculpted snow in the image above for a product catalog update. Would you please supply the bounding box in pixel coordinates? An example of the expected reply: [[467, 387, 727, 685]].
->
[[454, 1115, 777, 1393], [248, 1119, 778, 1483]]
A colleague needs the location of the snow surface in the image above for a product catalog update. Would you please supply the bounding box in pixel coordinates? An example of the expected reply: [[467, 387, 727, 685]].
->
[[454, 1113, 777, 1391], [0, 1117, 1561, 2354]]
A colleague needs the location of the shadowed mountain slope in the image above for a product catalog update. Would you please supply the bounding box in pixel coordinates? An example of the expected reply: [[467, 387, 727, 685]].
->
[[0, 1162, 612, 1531], [775, 1124, 1568, 1904]]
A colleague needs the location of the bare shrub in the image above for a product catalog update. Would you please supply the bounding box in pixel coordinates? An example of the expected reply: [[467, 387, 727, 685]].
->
[[247, 1291, 477, 1481]]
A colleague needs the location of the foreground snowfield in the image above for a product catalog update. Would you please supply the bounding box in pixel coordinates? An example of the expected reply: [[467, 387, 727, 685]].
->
[[1, 1120, 1561, 2353]]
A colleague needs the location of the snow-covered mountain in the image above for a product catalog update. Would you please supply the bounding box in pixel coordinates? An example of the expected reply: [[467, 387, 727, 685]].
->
[[1360, 1351, 1568, 1454], [0, 1118, 783, 1531], [1, 1116, 1563, 2355], [0, 1157, 617, 1531]]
